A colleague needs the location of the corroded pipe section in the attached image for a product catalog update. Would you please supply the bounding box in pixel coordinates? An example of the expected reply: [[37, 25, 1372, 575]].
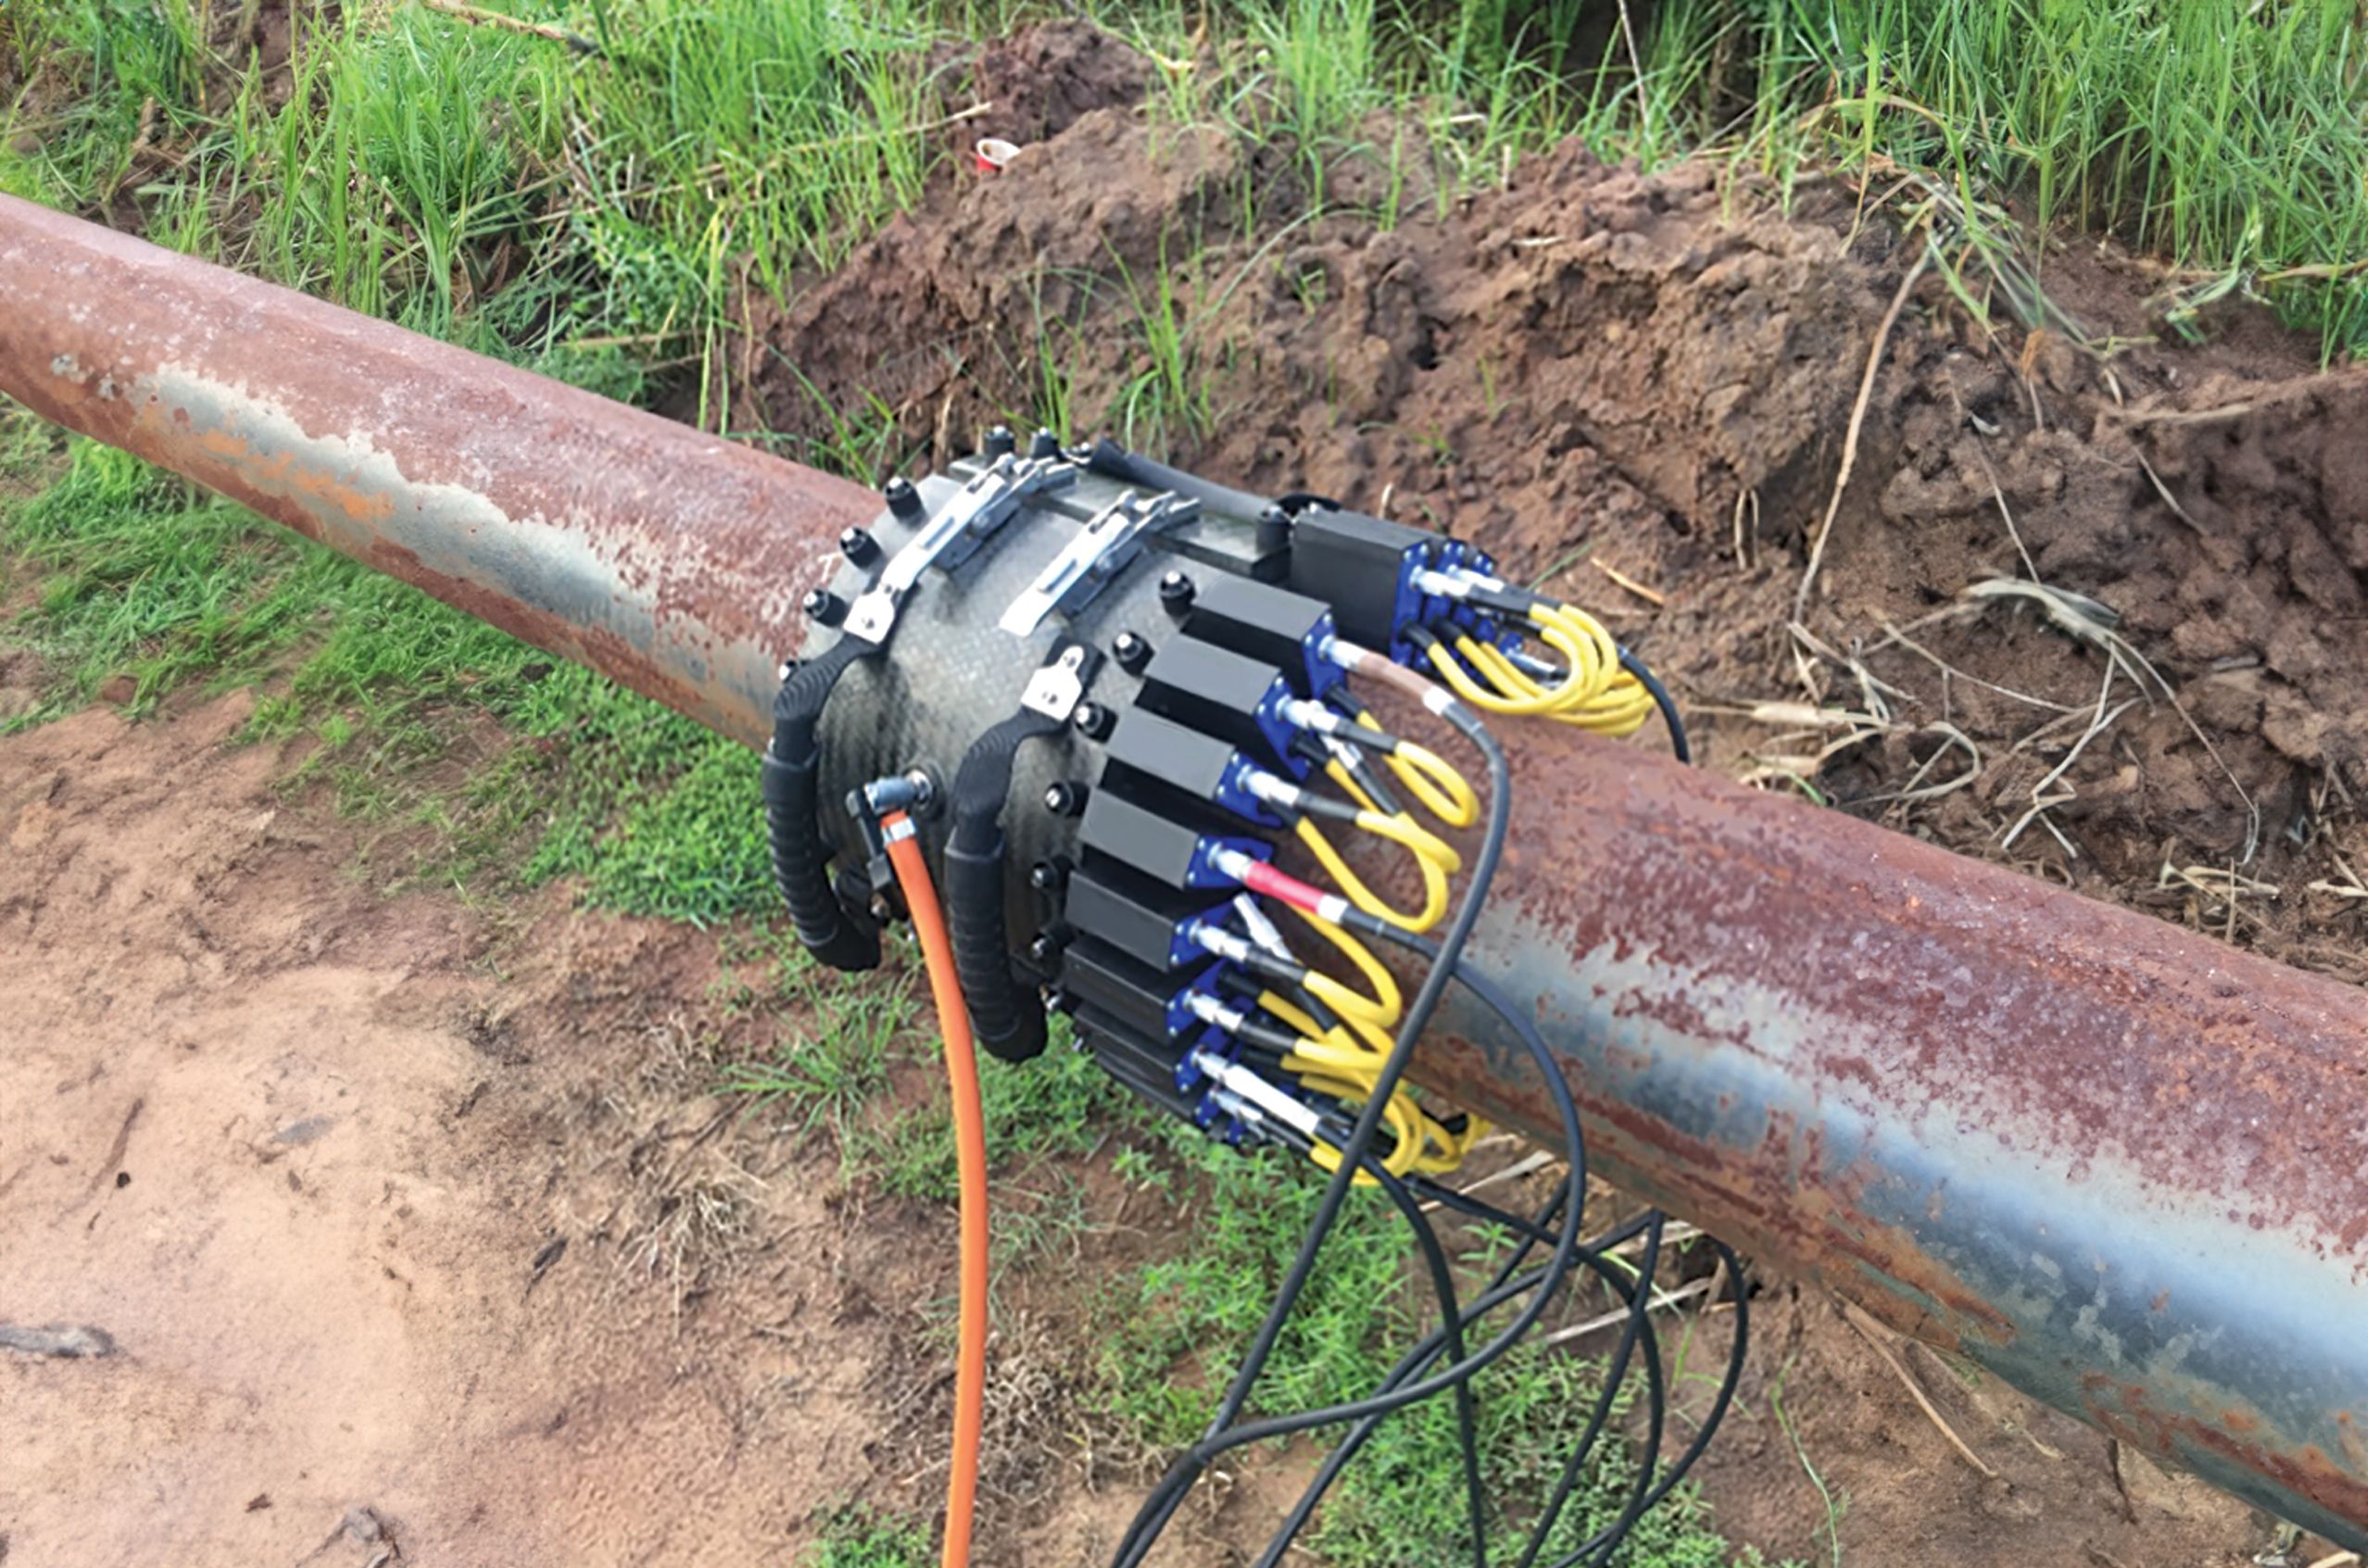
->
[[2, 193, 2362, 1546], [0, 192, 871, 746], [1414, 751, 2368, 1546]]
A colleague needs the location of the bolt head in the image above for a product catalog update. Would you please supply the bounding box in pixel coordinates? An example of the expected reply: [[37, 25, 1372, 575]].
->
[[1113, 631, 1152, 674], [803, 587, 845, 627], [839, 526, 879, 565], [1158, 571, 1196, 621], [883, 476, 923, 521], [1072, 701, 1114, 740], [1043, 780, 1088, 816], [1028, 859, 1068, 892], [985, 425, 1016, 458]]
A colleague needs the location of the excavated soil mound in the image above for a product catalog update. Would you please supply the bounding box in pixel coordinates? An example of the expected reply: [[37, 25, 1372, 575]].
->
[[740, 51, 2368, 982]]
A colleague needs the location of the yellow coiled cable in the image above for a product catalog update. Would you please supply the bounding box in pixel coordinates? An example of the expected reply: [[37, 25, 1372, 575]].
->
[[1294, 815, 1454, 934]]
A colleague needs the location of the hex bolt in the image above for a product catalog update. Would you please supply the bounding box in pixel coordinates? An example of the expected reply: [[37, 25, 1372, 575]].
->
[[1027, 925, 1074, 965], [803, 587, 846, 627], [1043, 780, 1090, 816], [985, 425, 1016, 458], [884, 476, 924, 521], [1029, 427, 1061, 458], [1158, 570, 1196, 621], [1112, 631, 1153, 674], [1028, 857, 1071, 893], [838, 526, 879, 566], [1072, 701, 1115, 741]]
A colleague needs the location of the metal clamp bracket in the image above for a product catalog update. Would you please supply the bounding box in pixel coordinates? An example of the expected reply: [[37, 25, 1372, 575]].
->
[[845, 453, 1077, 644], [999, 489, 1196, 636], [1019, 642, 1095, 722]]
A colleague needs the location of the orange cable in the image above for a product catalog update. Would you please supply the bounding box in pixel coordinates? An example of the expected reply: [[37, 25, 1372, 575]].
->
[[882, 809, 989, 1568]]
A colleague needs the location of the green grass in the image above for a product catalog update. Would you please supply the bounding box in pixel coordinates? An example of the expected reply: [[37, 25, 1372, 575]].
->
[[1770, 1364, 1843, 1568], [848, 1022, 1129, 1202], [5, 0, 940, 400], [1314, 1342, 1770, 1568], [1084, 1126, 1763, 1568], [1624, 0, 2368, 355], [802, 1502, 934, 1568], [7, 0, 2364, 365]]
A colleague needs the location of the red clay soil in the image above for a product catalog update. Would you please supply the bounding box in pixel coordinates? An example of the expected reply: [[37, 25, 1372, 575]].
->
[[0, 693, 901, 1564], [0, 691, 1178, 1565], [740, 37, 2368, 985]]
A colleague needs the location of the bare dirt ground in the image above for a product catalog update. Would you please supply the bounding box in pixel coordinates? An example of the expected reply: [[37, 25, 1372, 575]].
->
[[2, 692, 906, 1565]]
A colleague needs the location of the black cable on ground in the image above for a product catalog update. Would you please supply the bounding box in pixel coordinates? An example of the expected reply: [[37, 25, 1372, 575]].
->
[[1251, 1184, 1574, 1568], [1365, 1159, 1488, 1568], [1543, 1241, 1751, 1568], [1123, 913, 1595, 1567], [1325, 652, 1742, 1568], [1253, 1207, 1689, 1568], [1405, 1172, 1563, 1244], [1509, 1220, 1668, 1568]]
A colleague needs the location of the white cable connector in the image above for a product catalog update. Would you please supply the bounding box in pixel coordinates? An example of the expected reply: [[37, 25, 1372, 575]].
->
[[1190, 923, 1256, 965], [1316, 634, 1363, 671], [1408, 567, 1474, 601], [1210, 847, 1262, 885], [1281, 697, 1353, 737], [1445, 563, 1512, 595], [1183, 989, 1250, 1035], [1190, 1048, 1323, 1138], [1244, 771, 1304, 812], [1230, 892, 1296, 961], [1324, 734, 1370, 771]]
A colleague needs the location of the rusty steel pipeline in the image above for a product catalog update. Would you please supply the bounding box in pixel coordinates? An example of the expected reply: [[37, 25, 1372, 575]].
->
[[2, 193, 2362, 1546]]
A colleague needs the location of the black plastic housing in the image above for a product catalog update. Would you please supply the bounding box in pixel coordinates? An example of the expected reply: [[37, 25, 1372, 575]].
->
[[1062, 938, 1204, 1039], [1183, 573, 1342, 697], [1070, 1002, 1202, 1124], [1284, 506, 1441, 655], [1135, 635, 1301, 771], [1063, 857, 1227, 971], [1099, 709, 1270, 824], [1078, 787, 1261, 891]]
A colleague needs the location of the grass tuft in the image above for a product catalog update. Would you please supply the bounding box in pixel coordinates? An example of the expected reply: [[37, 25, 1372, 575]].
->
[[801, 1501, 933, 1568]]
